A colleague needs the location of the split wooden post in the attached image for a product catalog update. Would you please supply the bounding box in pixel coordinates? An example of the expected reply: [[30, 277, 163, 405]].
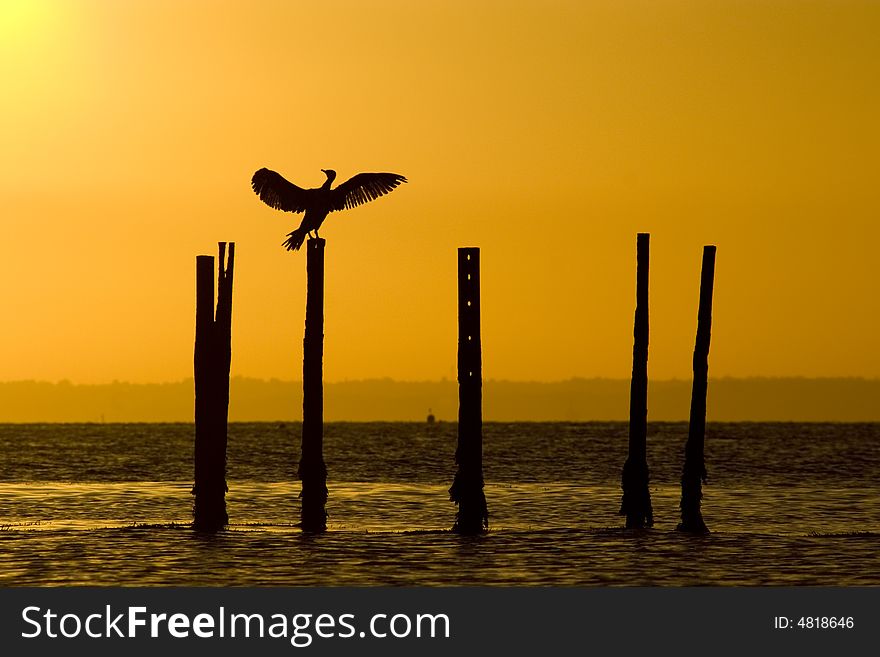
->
[[193, 242, 234, 531], [678, 245, 716, 533], [449, 247, 488, 533], [299, 237, 328, 532], [620, 233, 653, 528]]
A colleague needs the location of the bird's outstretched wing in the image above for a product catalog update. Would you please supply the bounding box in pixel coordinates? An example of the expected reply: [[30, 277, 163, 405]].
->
[[330, 172, 407, 212], [251, 168, 312, 213]]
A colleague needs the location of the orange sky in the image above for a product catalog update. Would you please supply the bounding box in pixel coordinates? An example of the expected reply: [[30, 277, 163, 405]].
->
[[1, 0, 878, 384]]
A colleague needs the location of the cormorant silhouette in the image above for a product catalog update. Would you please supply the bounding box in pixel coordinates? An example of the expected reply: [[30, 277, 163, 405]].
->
[[251, 168, 407, 251]]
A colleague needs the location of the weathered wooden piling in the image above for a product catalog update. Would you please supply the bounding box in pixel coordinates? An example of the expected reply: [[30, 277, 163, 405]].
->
[[299, 237, 328, 532], [620, 233, 653, 528], [678, 245, 716, 534], [193, 242, 235, 531], [449, 247, 489, 533]]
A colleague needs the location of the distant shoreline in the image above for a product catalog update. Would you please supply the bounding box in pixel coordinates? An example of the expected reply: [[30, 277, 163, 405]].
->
[[1, 377, 878, 423], [0, 420, 876, 426]]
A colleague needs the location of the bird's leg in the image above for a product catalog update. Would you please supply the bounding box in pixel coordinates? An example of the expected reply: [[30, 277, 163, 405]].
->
[[315, 229, 320, 238]]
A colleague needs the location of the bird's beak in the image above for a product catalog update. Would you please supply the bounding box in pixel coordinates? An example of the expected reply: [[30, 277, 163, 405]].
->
[[320, 169, 327, 173]]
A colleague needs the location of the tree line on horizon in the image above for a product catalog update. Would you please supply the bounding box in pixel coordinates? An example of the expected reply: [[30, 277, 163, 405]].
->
[[0, 377, 877, 422]]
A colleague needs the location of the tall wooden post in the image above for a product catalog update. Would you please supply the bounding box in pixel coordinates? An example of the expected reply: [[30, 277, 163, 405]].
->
[[449, 247, 488, 533], [620, 233, 653, 528], [214, 242, 234, 519], [193, 242, 234, 531], [299, 237, 327, 532], [679, 245, 716, 534]]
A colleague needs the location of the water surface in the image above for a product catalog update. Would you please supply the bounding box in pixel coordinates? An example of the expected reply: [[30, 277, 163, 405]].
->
[[1, 422, 877, 585]]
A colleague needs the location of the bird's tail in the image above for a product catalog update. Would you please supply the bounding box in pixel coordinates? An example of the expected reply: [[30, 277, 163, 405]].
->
[[283, 228, 307, 251]]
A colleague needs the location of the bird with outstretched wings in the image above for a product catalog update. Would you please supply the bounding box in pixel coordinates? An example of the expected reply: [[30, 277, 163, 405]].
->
[[251, 168, 407, 251]]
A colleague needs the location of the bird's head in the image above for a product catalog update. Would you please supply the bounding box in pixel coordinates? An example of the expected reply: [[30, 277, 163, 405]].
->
[[321, 169, 337, 183]]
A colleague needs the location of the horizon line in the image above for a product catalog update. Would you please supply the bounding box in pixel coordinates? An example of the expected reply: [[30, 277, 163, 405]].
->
[[2, 375, 880, 387]]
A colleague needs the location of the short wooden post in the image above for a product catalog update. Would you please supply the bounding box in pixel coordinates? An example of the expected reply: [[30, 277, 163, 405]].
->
[[192, 242, 234, 531], [678, 245, 716, 533], [299, 237, 327, 532], [449, 247, 488, 533], [620, 233, 653, 528], [193, 255, 215, 529]]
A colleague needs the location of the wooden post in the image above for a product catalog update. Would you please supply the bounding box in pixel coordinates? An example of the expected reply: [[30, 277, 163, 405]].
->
[[214, 242, 234, 522], [299, 237, 327, 532], [449, 247, 488, 533], [192, 242, 234, 531], [193, 255, 215, 530], [620, 233, 653, 528], [678, 245, 716, 534]]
